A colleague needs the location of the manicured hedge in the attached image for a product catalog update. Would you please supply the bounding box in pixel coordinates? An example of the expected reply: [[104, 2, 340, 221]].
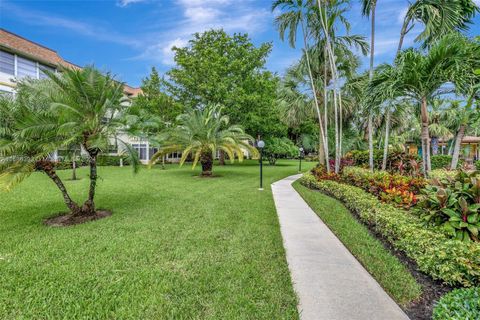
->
[[97, 155, 130, 166], [433, 287, 480, 320], [300, 173, 480, 287]]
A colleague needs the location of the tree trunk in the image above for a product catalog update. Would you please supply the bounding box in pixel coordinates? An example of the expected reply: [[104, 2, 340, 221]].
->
[[420, 97, 431, 176], [72, 158, 77, 180], [300, 19, 329, 171], [368, 1, 376, 172], [219, 150, 225, 166], [382, 109, 391, 171], [200, 151, 213, 176], [323, 46, 330, 170], [42, 165, 81, 214], [431, 137, 439, 155], [81, 153, 98, 216], [318, 130, 325, 165], [397, 17, 409, 56], [451, 125, 465, 170], [162, 155, 165, 170]]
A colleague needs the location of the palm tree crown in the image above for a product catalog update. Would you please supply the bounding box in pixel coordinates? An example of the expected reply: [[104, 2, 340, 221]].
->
[[150, 104, 258, 176]]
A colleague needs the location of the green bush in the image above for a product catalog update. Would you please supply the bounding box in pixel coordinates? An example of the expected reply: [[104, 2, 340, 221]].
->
[[431, 155, 452, 170], [54, 156, 89, 170], [263, 137, 298, 165], [97, 155, 131, 166], [345, 150, 421, 176], [476, 160, 480, 171], [300, 173, 480, 287], [431, 155, 464, 170], [433, 287, 480, 320]]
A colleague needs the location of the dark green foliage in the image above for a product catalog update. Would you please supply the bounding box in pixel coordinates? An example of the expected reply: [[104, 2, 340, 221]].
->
[[167, 29, 287, 138], [96, 155, 131, 167], [476, 160, 480, 170], [433, 287, 480, 320], [416, 170, 480, 242], [300, 173, 480, 286], [55, 156, 90, 170], [263, 137, 298, 165], [431, 155, 464, 170]]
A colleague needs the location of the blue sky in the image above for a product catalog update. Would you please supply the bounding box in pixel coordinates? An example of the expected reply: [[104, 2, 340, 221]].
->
[[1, 0, 479, 87]]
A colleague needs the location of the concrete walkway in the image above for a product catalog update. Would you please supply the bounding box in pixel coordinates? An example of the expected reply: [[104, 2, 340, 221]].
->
[[272, 174, 409, 320]]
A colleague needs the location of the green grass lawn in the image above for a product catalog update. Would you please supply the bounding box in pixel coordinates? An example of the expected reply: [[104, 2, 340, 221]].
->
[[293, 181, 422, 306], [0, 160, 314, 320]]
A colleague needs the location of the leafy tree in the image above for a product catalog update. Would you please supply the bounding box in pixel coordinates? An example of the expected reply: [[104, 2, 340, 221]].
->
[[150, 104, 258, 177], [167, 29, 286, 139], [263, 137, 298, 165]]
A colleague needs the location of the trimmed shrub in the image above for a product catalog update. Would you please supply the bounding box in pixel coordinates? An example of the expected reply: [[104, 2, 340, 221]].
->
[[97, 155, 130, 166], [431, 155, 464, 170], [300, 173, 480, 287], [54, 156, 89, 170], [345, 150, 422, 176], [433, 287, 480, 320]]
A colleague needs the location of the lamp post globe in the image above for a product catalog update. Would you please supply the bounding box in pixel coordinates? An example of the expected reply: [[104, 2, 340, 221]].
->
[[257, 140, 265, 190]]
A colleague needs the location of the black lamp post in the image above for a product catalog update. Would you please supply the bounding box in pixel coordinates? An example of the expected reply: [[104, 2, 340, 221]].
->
[[257, 140, 265, 190], [299, 147, 304, 172]]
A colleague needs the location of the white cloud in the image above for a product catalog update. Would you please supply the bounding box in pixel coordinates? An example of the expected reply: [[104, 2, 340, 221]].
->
[[116, 0, 147, 7], [138, 0, 271, 65]]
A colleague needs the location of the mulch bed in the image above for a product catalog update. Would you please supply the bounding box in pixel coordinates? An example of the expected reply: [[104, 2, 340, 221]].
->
[[44, 210, 112, 227], [310, 187, 452, 320]]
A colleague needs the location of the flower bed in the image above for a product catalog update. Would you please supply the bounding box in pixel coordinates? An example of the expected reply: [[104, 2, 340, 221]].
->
[[300, 173, 480, 287]]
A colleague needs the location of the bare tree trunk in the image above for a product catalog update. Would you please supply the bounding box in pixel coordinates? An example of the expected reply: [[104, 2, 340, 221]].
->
[[420, 97, 431, 176], [81, 152, 98, 216], [368, 1, 377, 172], [72, 159, 77, 180], [323, 46, 330, 167], [219, 150, 225, 166], [382, 109, 391, 170], [451, 125, 465, 170], [300, 19, 330, 171], [397, 17, 409, 56]]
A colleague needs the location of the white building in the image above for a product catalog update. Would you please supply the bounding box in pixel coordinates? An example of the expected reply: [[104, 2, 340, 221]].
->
[[0, 28, 183, 164]]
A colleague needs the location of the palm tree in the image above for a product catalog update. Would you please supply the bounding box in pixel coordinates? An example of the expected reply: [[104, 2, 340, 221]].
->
[[273, 0, 330, 171], [45, 66, 140, 216], [397, 0, 478, 54], [0, 80, 81, 213], [149, 104, 258, 177], [428, 99, 453, 155], [360, 0, 377, 172], [392, 36, 464, 175]]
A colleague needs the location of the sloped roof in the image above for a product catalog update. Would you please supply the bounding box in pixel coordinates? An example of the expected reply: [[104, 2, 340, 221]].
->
[[0, 28, 141, 97]]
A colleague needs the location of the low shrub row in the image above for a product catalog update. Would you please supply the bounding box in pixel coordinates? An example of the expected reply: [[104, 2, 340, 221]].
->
[[433, 287, 480, 319], [96, 154, 131, 166], [300, 173, 480, 287], [345, 150, 422, 176]]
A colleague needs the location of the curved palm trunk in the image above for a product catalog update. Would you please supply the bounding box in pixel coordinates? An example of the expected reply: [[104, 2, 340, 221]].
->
[[368, 0, 377, 172], [72, 156, 77, 180], [397, 17, 409, 56], [38, 161, 81, 214], [420, 97, 431, 176], [200, 151, 213, 176], [219, 150, 225, 166], [451, 125, 465, 170], [382, 109, 391, 170]]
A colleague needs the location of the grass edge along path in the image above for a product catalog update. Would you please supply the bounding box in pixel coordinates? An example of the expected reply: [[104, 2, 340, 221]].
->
[[293, 180, 422, 306]]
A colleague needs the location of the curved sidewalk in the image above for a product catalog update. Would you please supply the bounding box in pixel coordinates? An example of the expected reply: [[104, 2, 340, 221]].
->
[[272, 174, 409, 320]]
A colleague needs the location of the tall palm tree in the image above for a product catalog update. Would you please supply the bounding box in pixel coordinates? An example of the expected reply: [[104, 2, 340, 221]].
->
[[273, 0, 330, 171], [150, 104, 258, 177], [46, 66, 140, 216], [397, 0, 478, 54], [428, 99, 453, 155], [361, 0, 377, 172], [392, 36, 464, 175]]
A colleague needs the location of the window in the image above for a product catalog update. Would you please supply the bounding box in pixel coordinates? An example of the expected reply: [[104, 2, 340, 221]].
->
[[149, 148, 158, 160], [39, 64, 55, 79], [132, 144, 147, 160], [0, 50, 14, 75], [17, 56, 37, 78]]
